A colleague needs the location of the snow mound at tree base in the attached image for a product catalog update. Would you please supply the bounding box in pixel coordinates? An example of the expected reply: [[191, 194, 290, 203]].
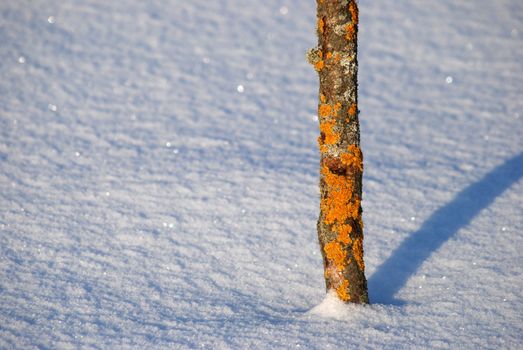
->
[[307, 291, 365, 320]]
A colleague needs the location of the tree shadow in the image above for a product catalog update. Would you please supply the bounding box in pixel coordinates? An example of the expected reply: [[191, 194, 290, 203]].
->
[[368, 152, 523, 305]]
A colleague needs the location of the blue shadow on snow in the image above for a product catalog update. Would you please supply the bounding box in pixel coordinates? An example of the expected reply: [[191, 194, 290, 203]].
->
[[368, 152, 523, 304]]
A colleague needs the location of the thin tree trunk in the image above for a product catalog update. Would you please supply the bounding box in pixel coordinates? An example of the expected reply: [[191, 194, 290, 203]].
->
[[307, 0, 368, 303]]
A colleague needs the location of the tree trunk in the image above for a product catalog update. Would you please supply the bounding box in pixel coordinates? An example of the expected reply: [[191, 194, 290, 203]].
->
[[307, 0, 368, 303]]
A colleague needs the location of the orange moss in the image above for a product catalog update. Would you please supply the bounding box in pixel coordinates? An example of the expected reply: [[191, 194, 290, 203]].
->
[[337, 224, 353, 244], [320, 94, 326, 103], [326, 52, 333, 60], [345, 23, 356, 41], [317, 18, 325, 33], [353, 237, 365, 271], [319, 104, 332, 117], [336, 279, 351, 301], [324, 241, 346, 270], [314, 60, 324, 71], [334, 53, 341, 63], [349, 0, 359, 25]]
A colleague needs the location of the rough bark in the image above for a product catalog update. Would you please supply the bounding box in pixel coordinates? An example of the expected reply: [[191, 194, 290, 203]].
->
[[307, 0, 368, 303]]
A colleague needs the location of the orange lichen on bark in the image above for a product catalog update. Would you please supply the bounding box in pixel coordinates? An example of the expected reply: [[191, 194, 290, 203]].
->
[[324, 132, 339, 146], [349, 0, 359, 25], [334, 53, 341, 63], [336, 279, 351, 301], [352, 237, 365, 271], [334, 102, 342, 115], [314, 0, 367, 304], [340, 145, 363, 172], [321, 165, 355, 225], [319, 120, 339, 145], [348, 144, 362, 158], [348, 198, 360, 220], [317, 136, 326, 152], [317, 17, 325, 33], [348, 103, 357, 117], [345, 23, 356, 41], [324, 241, 346, 270], [319, 104, 333, 117], [337, 224, 353, 244]]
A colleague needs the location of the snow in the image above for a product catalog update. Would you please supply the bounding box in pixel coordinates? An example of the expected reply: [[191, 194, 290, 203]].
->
[[1, 0, 522, 348], [307, 290, 357, 320]]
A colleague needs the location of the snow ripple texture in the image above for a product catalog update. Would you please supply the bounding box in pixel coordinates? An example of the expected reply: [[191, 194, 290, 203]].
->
[[1, 0, 522, 348]]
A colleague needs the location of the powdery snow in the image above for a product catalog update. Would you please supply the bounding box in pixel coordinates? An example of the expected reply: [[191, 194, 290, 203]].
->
[[1, 0, 522, 348], [307, 291, 357, 320]]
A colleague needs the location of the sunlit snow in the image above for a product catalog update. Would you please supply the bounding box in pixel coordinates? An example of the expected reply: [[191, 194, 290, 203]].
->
[[1, 0, 522, 348]]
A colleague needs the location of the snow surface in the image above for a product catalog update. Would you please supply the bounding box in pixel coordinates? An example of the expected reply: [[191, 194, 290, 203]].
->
[[1, 0, 522, 348]]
